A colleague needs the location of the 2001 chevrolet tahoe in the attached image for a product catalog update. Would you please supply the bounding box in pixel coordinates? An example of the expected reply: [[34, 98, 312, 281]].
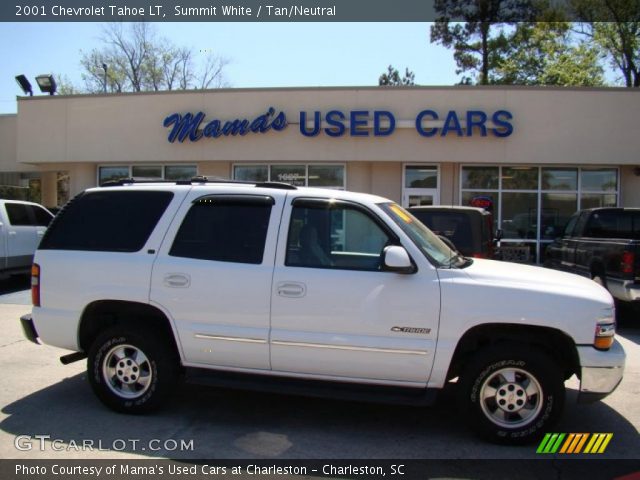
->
[[20, 178, 625, 444]]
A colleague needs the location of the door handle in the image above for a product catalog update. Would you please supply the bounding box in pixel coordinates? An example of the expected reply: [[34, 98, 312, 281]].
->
[[8, 231, 16, 236], [164, 273, 191, 288], [277, 282, 306, 298]]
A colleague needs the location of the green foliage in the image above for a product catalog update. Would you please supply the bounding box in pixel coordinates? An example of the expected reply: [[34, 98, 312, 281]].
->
[[430, 0, 539, 84], [492, 22, 605, 86], [378, 65, 416, 86], [572, 0, 640, 87]]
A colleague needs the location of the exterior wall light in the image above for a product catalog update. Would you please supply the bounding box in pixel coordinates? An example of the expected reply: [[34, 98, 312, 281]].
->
[[35, 75, 57, 95], [15, 75, 33, 96]]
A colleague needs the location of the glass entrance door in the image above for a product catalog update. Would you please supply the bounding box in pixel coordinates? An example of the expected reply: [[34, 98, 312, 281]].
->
[[402, 165, 440, 207], [403, 190, 439, 207]]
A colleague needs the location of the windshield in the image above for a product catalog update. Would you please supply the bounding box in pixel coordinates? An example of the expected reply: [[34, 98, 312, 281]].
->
[[379, 202, 466, 268]]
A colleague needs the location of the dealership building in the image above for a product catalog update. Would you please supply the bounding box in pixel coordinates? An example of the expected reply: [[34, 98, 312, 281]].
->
[[0, 85, 638, 263]]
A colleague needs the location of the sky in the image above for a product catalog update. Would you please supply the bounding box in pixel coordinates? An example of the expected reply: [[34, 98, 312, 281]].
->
[[0, 22, 460, 114]]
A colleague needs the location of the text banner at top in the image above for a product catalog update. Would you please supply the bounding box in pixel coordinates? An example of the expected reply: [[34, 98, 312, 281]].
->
[[6, 0, 438, 21], [2, 0, 608, 22]]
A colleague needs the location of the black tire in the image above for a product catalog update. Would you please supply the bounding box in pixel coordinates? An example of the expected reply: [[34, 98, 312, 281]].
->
[[87, 326, 179, 413], [457, 344, 565, 445]]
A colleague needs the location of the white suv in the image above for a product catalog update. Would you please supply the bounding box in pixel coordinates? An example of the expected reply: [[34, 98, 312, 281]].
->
[[20, 179, 625, 444]]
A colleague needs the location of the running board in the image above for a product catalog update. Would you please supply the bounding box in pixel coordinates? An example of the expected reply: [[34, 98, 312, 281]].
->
[[184, 368, 437, 406]]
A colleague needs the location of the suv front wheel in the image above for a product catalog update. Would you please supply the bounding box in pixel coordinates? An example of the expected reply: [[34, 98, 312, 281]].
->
[[458, 344, 565, 444], [87, 326, 179, 413]]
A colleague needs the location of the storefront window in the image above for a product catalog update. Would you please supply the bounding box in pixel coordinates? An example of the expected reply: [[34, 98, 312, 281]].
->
[[164, 165, 197, 181], [541, 193, 578, 240], [580, 193, 618, 209], [581, 168, 618, 191], [132, 166, 162, 179], [232, 164, 345, 188], [462, 166, 499, 190], [461, 165, 618, 264], [502, 167, 538, 190], [542, 168, 577, 190], [234, 165, 268, 182], [501, 192, 538, 240], [99, 165, 197, 185], [308, 165, 345, 188], [99, 166, 130, 185], [405, 165, 438, 188]]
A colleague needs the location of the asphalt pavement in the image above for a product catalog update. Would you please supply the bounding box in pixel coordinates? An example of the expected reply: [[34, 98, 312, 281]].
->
[[0, 276, 638, 467]]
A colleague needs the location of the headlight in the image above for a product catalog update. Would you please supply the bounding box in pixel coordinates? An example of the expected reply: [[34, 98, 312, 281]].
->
[[594, 308, 616, 350]]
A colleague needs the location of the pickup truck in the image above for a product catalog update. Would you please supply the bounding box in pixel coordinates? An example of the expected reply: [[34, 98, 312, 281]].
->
[[0, 199, 53, 279], [544, 208, 640, 308], [19, 180, 625, 444]]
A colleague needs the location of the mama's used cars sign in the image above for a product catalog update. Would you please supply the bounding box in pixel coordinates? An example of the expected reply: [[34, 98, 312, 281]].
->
[[163, 107, 513, 143]]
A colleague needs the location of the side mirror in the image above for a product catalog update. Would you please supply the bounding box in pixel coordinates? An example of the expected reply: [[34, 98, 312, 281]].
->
[[495, 229, 503, 241], [383, 245, 416, 274]]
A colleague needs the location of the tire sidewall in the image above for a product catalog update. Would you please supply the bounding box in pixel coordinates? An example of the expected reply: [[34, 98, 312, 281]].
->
[[461, 347, 564, 444], [88, 328, 175, 413]]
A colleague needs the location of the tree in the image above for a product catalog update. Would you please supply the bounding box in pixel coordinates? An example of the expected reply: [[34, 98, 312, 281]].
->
[[492, 22, 605, 86], [53, 73, 80, 95], [379, 65, 416, 86], [80, 23, 228, 93], [430, 0, 538, 84], [572, 0, 640, 87]]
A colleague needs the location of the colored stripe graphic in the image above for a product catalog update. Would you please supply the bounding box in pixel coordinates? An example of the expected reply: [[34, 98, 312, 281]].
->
[[537, 433, 613, 454]]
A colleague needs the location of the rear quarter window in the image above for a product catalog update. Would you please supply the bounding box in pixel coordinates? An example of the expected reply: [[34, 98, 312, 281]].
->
[[5, 203, 32, 226], [39, 190, 174, 252]]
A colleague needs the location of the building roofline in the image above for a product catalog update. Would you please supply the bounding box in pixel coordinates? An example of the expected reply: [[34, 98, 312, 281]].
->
[[15, 84, 639, 103]]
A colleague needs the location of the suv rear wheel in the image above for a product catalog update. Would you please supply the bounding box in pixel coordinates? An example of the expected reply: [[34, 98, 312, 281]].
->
[[458, 344, 564, 444], [87, 326, 179, 413]]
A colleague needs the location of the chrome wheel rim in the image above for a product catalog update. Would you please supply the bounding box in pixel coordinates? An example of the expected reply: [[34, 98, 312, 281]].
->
[[102, 344, 153, 399], [479, 367, 543, 428]]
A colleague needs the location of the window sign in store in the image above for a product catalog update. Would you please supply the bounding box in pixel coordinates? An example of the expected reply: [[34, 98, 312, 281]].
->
[[270, 165, 306, 186]]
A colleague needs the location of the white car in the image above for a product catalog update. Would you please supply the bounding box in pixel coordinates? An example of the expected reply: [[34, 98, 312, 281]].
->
[[20, 180, 625, 444], [0, 199, 53, 279]]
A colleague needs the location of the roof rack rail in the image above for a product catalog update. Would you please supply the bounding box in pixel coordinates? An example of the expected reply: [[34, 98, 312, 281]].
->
[[100, 177, 298, 190]]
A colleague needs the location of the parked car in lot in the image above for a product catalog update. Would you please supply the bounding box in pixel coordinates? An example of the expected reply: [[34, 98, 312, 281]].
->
[[0, 199, 53, 279], [20, 180, 625, 444], [408, 206, 500, 259], [545, 207, 640, 310]]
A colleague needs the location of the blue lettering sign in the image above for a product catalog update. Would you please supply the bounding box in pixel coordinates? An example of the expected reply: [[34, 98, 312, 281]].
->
[[299, 111, 321, 137], [164, 112, 205, 143], [350, 110, 369, 137], [415, 110, 439, 137], [374, 111, 395, 136], [164, 107, 287, 143], [492, 110, 514, 137], [325, 110, 346, 137], [441, 110, 464, 137], [466, 111, 488, 137]]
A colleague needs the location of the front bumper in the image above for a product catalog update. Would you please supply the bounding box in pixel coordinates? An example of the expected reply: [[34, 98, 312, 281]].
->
[[577, 340, 625, 403], [20, 314, 40, 345]]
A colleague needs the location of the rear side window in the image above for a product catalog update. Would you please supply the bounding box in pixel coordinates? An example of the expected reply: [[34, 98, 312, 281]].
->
[[170, 195, 273, 264], [412, 211, 476, 252], [585, 211, 634, 239], [40, 191, 173, 252], [32, 205, 53, 226], [5, 203, 32, 226]]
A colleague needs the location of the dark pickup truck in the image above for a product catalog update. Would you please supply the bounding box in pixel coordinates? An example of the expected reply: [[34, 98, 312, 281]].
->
[[544, 208, 640, 308]]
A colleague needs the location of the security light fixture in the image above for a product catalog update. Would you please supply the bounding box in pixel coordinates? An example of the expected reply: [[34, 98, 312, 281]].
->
[[15, 75, 33, 96], [35, 74, 57, 95]]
